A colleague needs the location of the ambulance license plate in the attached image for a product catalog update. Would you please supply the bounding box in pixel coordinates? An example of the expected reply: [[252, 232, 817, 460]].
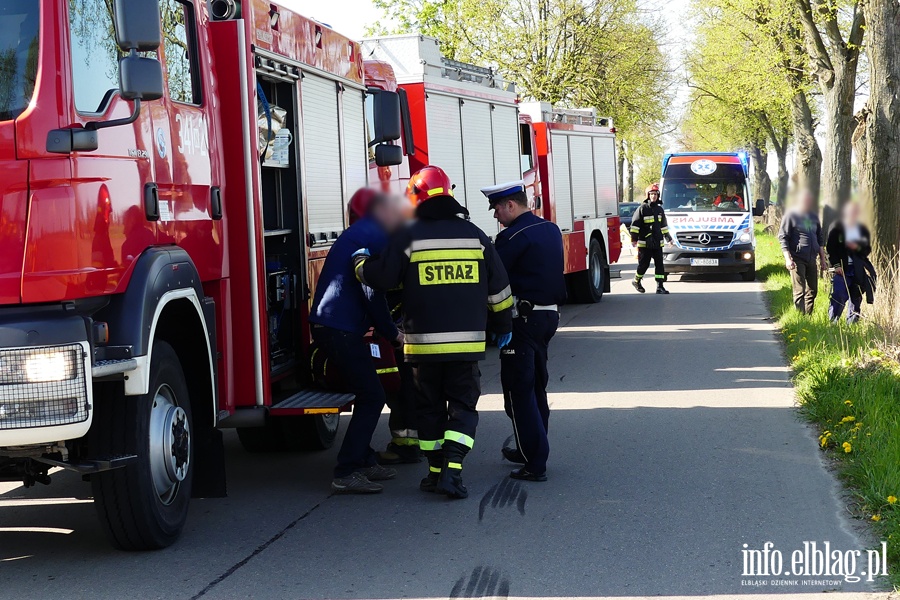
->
[[691, 258, 719, 266]]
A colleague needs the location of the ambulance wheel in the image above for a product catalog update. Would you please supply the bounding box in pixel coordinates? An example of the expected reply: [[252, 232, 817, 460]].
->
[[92, 341, 193, 550], [571, 238, 606, 303], [741, 266, 756, 281]]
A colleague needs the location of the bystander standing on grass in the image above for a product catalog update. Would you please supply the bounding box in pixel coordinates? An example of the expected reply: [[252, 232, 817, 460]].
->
[[778, 189, 828, 315], [826, 201, 877, 324]]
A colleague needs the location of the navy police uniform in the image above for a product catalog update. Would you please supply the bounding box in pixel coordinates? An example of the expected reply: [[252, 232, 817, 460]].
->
[[485, 181, 566, 477]]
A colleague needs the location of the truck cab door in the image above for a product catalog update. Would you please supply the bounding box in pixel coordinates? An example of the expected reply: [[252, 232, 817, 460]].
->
[[155, 0, 220, 279]]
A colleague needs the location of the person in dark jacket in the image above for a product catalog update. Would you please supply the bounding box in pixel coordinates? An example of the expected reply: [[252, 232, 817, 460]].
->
[[826, 202, 876, 323], [310, 188, 405, 494], [778, 190, 827, 315], [630, 183, 673, 294], [484, 180, 566, 482], [355, 166, 513, 499]]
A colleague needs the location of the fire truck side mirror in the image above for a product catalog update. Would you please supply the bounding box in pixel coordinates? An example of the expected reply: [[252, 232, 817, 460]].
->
[[370, 90, 402, 145], [113, 0, 162, 53], [374, 144, 403, 167], [119, 55, 164, 101]]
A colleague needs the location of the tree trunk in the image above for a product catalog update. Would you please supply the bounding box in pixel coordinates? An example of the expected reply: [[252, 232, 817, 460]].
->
[[748, 140, 771, 205], [790, 90, 822, 205], [861, 0, 900, 269], [819, 59, 859, 233], [617, 138, 625, 202], [626, 153, 635, 202]]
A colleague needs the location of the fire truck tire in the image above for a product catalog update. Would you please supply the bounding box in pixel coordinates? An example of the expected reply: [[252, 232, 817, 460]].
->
[[288, 414, 340, 451], [570, 238, 605, 303], [92, 341, 193, 550]]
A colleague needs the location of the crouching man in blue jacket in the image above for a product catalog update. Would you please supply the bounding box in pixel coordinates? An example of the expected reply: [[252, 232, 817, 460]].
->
[[310, 188, 406, 494]]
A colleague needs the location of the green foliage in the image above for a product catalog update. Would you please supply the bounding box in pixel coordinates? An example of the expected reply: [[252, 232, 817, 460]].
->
[[757, 224, 900, 587]]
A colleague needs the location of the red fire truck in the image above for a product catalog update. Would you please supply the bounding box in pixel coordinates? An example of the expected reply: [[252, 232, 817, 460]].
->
[[0, 0, 405, 549], [361, 35, 621, 302]]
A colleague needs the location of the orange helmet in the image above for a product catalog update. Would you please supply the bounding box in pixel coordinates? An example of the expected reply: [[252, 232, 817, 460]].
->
[[406, 165, 454, 206], [348, 188, 379, 225], [645, 183, 660, 199]]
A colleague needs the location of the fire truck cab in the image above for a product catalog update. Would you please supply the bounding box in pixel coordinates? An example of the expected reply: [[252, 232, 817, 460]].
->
[[0, 0, 403, 549]]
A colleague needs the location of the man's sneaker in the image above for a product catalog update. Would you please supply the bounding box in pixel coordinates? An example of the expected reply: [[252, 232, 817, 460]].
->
[[501, 446, 526, 464], [377, 442, 423, 465], [437, 470, 468, 499], [359, 464, 397, 481], [419, 471, 440, 493], [656, 285, 670, 294], [331, 472, 383, 494], [632, 279, 645, 293], [510, 467, 547, 482]]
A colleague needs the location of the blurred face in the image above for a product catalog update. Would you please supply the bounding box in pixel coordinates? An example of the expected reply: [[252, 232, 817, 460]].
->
[[648, 190, 660, 203], [726, 184, 737, 196], [370, 194, 407, 233], [842, 202, 860, 225], [798, 189, 814, 213]]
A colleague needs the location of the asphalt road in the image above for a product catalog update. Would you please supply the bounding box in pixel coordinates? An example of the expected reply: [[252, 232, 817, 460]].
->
[[1, 259, 894, 600]]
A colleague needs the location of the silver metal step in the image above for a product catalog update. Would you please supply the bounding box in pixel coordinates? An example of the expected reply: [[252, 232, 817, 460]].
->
[[92, 358, 138, 378], [269, 389, 355, 415]]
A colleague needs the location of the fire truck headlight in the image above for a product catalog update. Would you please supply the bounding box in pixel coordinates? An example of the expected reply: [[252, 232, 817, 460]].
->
[[738, 232, 751, 243], [24, 350, 78, 383]]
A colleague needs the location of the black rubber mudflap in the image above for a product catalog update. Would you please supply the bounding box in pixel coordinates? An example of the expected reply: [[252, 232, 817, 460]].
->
[[192, 427, 227, 498]]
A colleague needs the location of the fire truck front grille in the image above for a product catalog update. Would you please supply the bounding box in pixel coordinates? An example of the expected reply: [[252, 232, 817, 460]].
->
[[0, 344, 90, 430], [676, 231, 734, 247]]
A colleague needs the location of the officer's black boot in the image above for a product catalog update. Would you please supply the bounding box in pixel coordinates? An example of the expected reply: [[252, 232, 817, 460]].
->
[[437, 441, 468, 499], [656, 280, 670, 294], [632, 276, 645, 293], [419, 450, 443, 493]]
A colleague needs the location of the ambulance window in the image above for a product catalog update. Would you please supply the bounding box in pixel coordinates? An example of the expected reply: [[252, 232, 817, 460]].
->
[[520, 123, 533, 173], [160, 0, 201, 105], [69, 0, 122, 114]]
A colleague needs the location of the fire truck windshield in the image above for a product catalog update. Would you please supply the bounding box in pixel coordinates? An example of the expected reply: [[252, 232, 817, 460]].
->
[[0, 1, 39, 122]]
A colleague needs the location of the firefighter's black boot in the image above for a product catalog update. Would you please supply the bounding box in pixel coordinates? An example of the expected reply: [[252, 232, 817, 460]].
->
[[419, 450, 443, 493], [437, 441, 469, 499], [632, 276, 645, 293], [656, 280, 670, 294]]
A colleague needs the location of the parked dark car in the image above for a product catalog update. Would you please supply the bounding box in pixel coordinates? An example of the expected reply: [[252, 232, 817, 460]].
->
[[618, 202, 641, 229]]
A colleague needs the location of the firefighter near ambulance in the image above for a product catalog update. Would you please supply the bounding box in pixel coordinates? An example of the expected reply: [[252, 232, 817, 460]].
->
[[484, 180, 566, 482], [354, 166, 514, 499], [630, 184, 673, 294]]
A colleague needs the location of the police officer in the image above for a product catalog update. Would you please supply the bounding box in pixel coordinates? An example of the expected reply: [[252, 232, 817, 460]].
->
[[354, 166, 513, 499], [630, 183, 673, 294], [483, 181, 566, 482]]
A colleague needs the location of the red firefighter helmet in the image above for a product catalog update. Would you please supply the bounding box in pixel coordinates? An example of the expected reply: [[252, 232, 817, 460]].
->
[[406, 165, 454, 206], [348, 188, 380, 225], [645, 183, 660, 199]]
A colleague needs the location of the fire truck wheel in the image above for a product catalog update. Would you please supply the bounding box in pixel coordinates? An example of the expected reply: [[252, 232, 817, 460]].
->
[[92, 341, 193, 550], [570, 238, 606, 303], [288, 414, 340, 451]]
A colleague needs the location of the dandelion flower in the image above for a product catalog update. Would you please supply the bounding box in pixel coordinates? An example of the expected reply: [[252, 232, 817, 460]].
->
[[889, 496, 897, 505], [842, 441, 852, 453], [872, 514, 882, 522], [841, 416, 856, 424], [844, 400, 853, 406]]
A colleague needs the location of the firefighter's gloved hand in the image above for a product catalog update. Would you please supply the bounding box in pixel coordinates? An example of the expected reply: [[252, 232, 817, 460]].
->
[[496, 332, 512, 349]]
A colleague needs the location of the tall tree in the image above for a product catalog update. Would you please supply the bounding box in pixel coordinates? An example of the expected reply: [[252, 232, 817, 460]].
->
[[856, 0, 900, 268], [793, 0, 864, 227]]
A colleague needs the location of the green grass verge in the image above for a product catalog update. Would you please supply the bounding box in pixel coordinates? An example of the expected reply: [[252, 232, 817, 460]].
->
[[756, 223, 900, 586]]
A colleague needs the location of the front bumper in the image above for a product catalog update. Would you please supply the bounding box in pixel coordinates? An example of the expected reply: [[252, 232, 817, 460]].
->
[[664, 244, 755, 274], [0, 311, 93, 448]]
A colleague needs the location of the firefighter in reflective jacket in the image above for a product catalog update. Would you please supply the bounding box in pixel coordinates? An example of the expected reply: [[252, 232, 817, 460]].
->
[[630, 183, 673, 294], [354, 166, 514, 499]]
